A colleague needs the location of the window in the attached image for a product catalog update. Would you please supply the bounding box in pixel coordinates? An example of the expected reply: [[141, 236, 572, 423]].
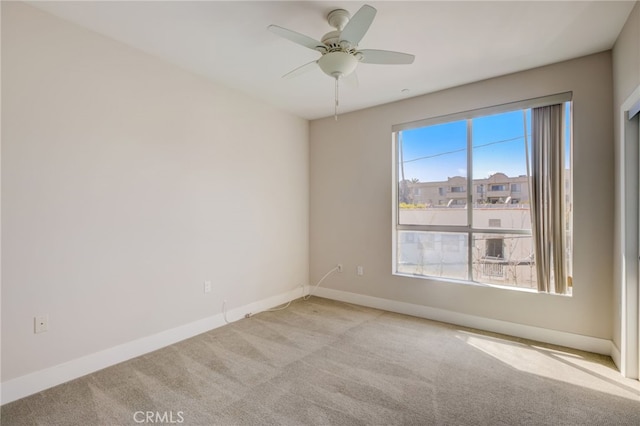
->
[[394, 93, 572, 292], [485, 238, 504, 258]]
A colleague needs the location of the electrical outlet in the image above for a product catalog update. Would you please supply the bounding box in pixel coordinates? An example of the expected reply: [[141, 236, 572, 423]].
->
[[337, 264, 343, 273], [204, 280, 212, 293], [34, 315, 49, 334], [357, 266, 364, 276]]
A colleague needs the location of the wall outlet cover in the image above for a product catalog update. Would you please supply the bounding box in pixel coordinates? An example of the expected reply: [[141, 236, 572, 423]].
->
[[34, 315, 49, 334]]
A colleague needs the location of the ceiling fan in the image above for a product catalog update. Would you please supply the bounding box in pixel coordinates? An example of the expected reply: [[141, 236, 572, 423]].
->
[[268, 4, 415, 119]]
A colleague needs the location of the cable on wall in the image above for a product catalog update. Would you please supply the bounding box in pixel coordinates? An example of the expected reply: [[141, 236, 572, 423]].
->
[[304, 265, 340, 300], [262, 265, 341, 313], [222, 299, 230, 324], [226, 265, 341, 320]]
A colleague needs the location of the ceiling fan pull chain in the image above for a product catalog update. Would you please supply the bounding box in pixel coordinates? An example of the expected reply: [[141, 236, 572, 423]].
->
[[334, 77, 339, 121]]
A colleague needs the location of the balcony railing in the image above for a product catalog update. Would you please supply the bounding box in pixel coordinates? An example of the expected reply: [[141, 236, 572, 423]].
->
[[481, 262, 505, 278]]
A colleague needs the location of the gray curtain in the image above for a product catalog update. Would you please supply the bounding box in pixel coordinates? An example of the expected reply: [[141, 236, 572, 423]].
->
[[531, 104, 567, 294]]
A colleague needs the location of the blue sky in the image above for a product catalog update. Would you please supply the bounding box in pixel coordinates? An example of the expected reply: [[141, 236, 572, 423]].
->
[[399, 105, 570, 183], [399, 110, 530, 182]]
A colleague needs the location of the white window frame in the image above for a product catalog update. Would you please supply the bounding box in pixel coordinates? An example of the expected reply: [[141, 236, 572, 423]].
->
[[391, 92, 572, 289]]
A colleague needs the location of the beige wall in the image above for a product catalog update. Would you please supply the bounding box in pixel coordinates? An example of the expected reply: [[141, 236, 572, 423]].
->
[[310, 51, 613, 340], [1, 2, 308, 381], [612, 1, 640, 362]]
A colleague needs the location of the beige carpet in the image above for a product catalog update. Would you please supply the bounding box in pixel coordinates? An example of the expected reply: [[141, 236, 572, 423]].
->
[[2, 297, 639, 425]]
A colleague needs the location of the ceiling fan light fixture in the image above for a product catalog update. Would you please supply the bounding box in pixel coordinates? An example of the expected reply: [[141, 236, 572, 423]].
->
[[318, 51, 358, 78]]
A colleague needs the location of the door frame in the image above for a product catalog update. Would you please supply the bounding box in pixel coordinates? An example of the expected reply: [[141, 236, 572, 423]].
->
[[619, 85, 640, 379]]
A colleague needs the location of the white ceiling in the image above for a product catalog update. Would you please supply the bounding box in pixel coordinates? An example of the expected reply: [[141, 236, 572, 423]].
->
[[29, 1, 636, 120]]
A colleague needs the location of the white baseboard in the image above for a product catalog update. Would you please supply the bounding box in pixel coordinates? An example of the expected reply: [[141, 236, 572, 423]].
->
[[610, 341, 622, 371], [1, 287, 304, 405], [313, 287, 614, 356]]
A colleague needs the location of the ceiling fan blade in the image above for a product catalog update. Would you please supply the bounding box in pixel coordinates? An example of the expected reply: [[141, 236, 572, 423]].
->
[[340, 4, 376, 45], [359, 49, 415, 65], [282, 60, 319, 79], [268, 25, 325, 52]]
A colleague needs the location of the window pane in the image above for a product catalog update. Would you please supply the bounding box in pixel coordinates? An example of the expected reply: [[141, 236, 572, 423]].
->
[[472, 110, 531, 230], [472, 233, 536, 289], [397, 231, 468, 280], [398, 120, 467, 226]]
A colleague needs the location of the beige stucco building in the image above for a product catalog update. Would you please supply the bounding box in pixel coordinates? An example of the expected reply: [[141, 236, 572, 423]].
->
[[400, 172, 530, 207]]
